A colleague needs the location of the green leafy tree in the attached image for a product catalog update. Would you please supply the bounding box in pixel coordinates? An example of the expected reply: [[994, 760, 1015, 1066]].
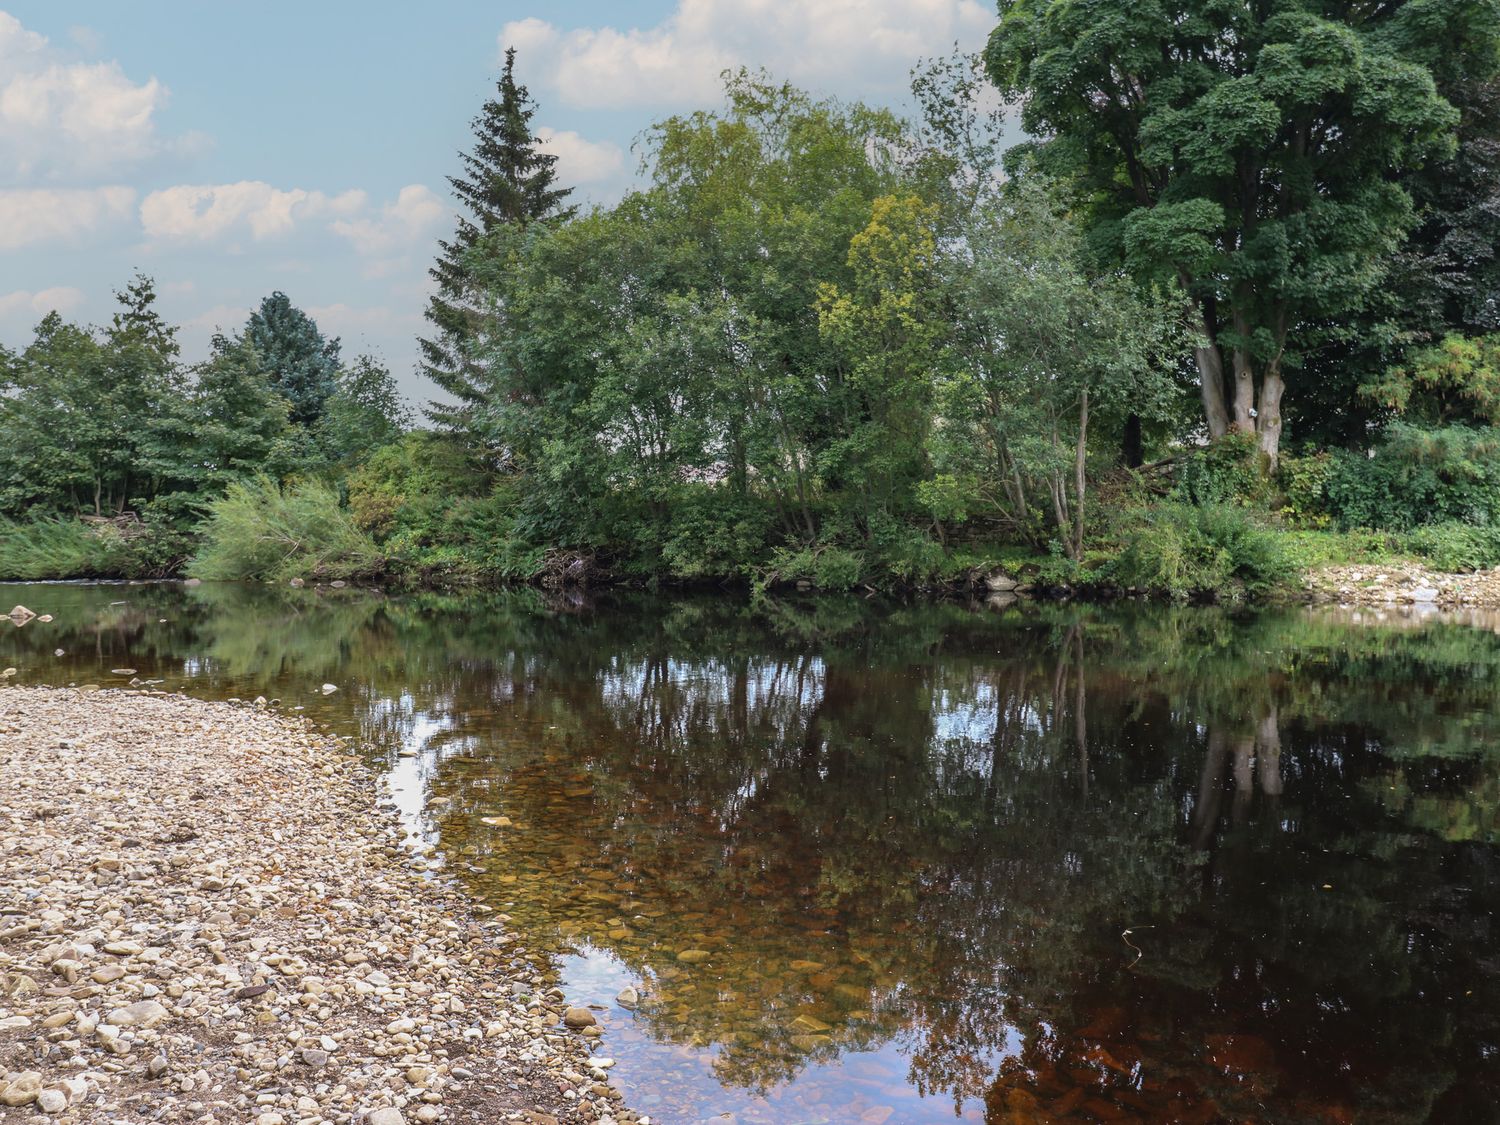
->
[[244, 291, 341, 428], [816, 193, 945, 531], [985, 0, 1497, 467], [144, 334, 297, 503], [0, 282, 179, 517], [936, 177, 1188, 558], [422, 47, 575, 437], [471, 73, 915, 572], [321, 354, 412, 464]]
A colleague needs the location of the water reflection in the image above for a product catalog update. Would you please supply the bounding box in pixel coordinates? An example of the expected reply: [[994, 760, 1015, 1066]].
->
[[4, 584, 1500, 1122]]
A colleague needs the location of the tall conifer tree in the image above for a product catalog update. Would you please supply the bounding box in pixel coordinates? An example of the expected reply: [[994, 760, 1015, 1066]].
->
[[422, 48, 574, 435]]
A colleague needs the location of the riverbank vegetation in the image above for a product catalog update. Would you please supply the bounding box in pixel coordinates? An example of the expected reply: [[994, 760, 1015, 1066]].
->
[[3, 4, 1499, 601]]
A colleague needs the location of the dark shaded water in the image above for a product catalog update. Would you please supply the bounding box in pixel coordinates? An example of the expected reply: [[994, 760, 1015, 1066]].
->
[[3, 583, 1500, 1124]]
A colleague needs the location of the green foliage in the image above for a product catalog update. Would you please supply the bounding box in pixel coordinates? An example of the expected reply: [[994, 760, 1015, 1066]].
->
[[985, 0, 1499, 461], [423, 47, 575, 437], [936, 172, 1190, 558], [1323, 424, 1500, 530], [320, 355, 412, 465], [1173, 433, 1267, 507], [1363, 332, 1500, 425], [245, 292, 341, 428], [1108, 503, 1290, 601], [1275, 450, 1337, 528], [1406, 522, 1500, 571], [757, 546, 867, 593], [189, 478, 382, 583], [0, 514, 191, 581], [0, 518, 133, 580]]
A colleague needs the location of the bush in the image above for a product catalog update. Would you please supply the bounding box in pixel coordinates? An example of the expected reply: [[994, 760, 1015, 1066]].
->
[[1173, 432, 1267, 507], [0, 518, 130, 579], [757, 545, 866, 592], [1406, 523, 1500, 572], [1276, 450, 1335, 528], [189, 477, 382, 583], [660, 488, 774, 580], [1323, 424, 1500, 531], [1107, 503, 1289, 601]]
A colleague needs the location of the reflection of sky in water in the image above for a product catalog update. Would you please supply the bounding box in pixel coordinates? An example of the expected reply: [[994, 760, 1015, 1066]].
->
[[558, 947, 1001, 1124]]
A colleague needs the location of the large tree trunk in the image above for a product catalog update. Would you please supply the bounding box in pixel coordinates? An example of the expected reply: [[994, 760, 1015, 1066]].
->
[[1230, 342, 1256, 434], [1256, 368, 1285, 471], [1194, 333, 1231, 438]]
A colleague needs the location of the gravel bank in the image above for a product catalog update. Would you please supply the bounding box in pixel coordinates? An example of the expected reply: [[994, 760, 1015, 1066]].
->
[[1303, 561, 1500, 607], [0, 687, 640, 1125]]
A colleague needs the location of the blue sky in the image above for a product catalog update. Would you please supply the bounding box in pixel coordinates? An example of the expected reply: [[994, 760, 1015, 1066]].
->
[[0, 1, 996, 404]]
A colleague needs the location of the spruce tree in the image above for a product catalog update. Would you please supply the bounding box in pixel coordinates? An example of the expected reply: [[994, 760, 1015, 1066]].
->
[[423, 48, 575, 435], [245, 292, 341, 429]]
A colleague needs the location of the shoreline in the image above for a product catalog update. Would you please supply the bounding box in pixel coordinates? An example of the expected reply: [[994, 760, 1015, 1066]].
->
[[0, 687, 641, 1125]]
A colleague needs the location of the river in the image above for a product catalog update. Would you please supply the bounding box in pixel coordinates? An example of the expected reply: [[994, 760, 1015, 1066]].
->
[[3, 582, 1498, 1123]]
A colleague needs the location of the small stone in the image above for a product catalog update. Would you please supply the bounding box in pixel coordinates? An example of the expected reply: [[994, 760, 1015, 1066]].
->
[[37, 1089, 68, 1114], [300, 1048, 329, 1067], [414, 1108, 440, 1124], [366, 1110, 406, 1125], [563, 1006, 597, 1028], [321, 683, 339, 695], [676, 949, 711, 964], [107, 999, 169, 1028], [148, 1054, 170, 1078], [615, 986, 639, 1008]]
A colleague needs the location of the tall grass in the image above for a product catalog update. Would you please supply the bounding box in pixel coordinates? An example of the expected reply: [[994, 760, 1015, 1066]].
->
[[0, 517, 135, 580], [189, 477, 383, 583]]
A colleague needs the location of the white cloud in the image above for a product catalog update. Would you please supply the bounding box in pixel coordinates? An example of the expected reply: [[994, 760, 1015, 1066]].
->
[[330, 184, 446, 256], [0, 186, 135, 249], [0, 11, 176, 183], [140, 182, 365, 242], [536, 127, 626, 185], [0, 285, 85, 322], [502, 0, 994, 109]]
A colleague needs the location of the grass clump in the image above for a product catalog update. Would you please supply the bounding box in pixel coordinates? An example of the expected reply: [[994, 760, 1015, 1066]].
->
[[189, 477, 382, 583], [0, 517, 141, 580]]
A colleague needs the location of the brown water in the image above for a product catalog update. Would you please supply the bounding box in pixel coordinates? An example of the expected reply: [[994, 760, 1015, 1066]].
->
[[3, 583, 1500, 1123]]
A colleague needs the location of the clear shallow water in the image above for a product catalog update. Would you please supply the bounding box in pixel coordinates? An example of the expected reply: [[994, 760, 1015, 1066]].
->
[[3, 583, 1500, 1123]]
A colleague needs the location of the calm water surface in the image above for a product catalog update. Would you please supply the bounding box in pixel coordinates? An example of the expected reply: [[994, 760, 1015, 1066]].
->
[[3, 583, 1499, 1124]]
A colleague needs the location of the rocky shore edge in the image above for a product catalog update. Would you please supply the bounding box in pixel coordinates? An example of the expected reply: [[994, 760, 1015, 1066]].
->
[[0, 686, 641, 1125], [1301, 561, 1500, 608]]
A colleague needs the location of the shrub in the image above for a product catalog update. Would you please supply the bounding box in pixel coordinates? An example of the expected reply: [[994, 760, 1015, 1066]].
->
[[1108, 502, 1289, 601], [757, 545, 866, 592], [660, 488, 774, 580], [189, 477, 382, 582], [0, 515, 191, 580], [1276, 450, 1335, 528], [1173, 432, 1267, 507], [1406, 523, 1500, 572], [1323, 424, 1500, 531]]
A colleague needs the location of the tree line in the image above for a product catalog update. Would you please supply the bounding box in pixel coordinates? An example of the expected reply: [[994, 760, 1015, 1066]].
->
[[3, 2, 1499, 594]]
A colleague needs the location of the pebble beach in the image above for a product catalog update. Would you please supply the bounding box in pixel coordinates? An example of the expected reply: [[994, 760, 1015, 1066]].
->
[[0, 686, 640, 1125]]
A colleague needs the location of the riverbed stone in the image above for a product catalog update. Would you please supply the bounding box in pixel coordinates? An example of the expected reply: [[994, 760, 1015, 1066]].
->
[[0, 1071, 42, 1107], [0, 686, 631, 1125]]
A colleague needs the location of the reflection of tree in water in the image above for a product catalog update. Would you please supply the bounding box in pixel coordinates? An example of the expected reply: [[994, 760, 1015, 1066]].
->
[[7, 589, 1500, 1119]]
